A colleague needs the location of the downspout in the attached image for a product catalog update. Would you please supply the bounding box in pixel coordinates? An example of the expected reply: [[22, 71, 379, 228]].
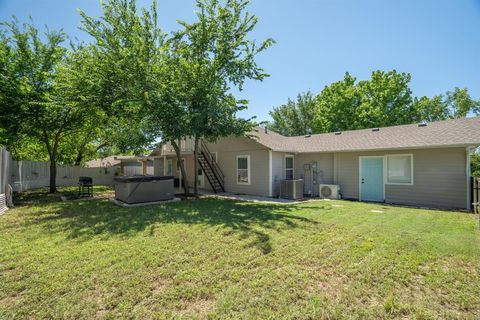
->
[[268, 150, 273, 197], [333, 152, 338, 185], [467, 147, 473, 211]]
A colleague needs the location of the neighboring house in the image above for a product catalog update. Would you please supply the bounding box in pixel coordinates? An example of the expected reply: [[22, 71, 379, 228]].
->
[[87, 155, 154, 176], [85, 156, 121, 168], [115, 156, 154, 176], [149, 117, 480, 210]]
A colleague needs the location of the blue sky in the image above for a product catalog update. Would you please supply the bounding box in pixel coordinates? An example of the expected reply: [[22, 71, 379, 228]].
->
[[1, 0, 479, 122]]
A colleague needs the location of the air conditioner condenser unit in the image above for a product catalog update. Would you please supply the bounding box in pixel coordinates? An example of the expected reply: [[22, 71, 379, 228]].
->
[[319, 184, 341, 199], [280, 179, 304, 200]]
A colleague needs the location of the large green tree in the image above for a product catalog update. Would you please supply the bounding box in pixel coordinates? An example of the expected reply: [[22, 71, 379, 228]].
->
[[269, 91, 316, 136], [80, 0, 198, 194], [354, 70, 416, 128], [312, 72, 361, 133], [78, 0, 187, 190], [0, 21, 104, 192], [170, 0, 274, 194], [414, 87, 480, 122], [80, 0, 272, 195], [269, 70, 480, 136]]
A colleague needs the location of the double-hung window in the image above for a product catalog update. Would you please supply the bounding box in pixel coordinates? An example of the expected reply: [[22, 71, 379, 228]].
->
[[386, 154, 413, 185], [166, 159, 173, 176], [237, 155, 250, 185], [285, 155, 294, 180]]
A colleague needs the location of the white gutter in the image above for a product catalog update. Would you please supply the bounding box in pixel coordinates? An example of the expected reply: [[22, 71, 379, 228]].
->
[[467, 146, 476, 211]]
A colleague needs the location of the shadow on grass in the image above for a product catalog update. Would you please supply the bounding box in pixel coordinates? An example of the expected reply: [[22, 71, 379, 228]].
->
[[19, 195, 322, 254], [14, 186, 113, 205]]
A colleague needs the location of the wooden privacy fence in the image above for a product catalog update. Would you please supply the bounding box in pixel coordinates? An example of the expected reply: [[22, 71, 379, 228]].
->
[[473, 177, 480, 219], [0, 147, 118, 213], [10, 160, 118, 192]]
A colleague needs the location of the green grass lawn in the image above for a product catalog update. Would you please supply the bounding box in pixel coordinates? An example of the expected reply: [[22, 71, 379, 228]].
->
[[1, 187, 479, 319]]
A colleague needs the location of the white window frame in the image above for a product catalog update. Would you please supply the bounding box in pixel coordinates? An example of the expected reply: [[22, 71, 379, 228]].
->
[[211, 152, 218, 163], [285, 155, 294, 180], [385, 154, 414, 185], [166, 159, 173, 176], [236, 155, 251, 185]]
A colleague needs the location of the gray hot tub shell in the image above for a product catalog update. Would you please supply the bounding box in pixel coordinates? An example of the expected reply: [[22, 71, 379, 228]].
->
[[114, 176, 175, 204]]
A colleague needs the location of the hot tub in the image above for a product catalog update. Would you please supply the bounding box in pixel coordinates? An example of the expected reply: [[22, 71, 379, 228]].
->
[[114, 176, 175, 204]]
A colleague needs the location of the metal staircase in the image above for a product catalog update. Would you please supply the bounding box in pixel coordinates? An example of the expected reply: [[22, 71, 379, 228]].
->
[[197, 141, 225, 193]]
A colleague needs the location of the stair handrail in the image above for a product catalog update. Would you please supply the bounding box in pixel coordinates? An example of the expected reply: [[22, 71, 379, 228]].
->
[[199, 140, 225, 188], [196, 156, 220, 193]]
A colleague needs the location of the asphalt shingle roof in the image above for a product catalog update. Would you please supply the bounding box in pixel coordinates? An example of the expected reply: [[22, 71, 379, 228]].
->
[[249, 117, 480, 153], [85, 156, 121, 168]]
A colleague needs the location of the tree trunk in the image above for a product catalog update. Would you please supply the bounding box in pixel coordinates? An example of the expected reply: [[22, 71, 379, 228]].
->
[[74, 147, 85, 166], [49, 157, 57, 193], [193, 137, 199, 196], [171, 140, 189, 195], [48, 134, 61, 193]]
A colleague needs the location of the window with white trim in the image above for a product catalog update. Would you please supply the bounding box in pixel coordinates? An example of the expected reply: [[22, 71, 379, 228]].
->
[[237, 155, 250, 184], [285, 155, 294, 180], [166, 159, 173, 176], [387, 154, 413, 184]]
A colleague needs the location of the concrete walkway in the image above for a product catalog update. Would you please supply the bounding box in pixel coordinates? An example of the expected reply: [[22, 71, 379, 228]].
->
[[174, 187, 316, 204], [200, 191, 310, 204]]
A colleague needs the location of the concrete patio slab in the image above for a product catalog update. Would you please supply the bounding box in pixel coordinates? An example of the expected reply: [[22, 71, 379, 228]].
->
[[200, 192, 308, 204]]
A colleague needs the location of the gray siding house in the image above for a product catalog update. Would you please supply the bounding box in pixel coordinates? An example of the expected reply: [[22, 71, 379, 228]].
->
[[148, 117, 480, 210]]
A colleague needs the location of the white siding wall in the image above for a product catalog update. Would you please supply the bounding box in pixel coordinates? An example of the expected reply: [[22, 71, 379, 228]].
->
[[271, 152, 285, 197], [206, 137, 270, 196], [335, 147, 468, 209], [294, 153, 335, 196]]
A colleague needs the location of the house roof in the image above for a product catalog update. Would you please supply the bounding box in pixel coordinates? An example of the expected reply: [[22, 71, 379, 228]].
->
[[149, 148, 162, 157], [85, 156, 121, 168], [115, 155, 152, 162], [85, 155, 152, 167], [250, 117, 480, 153]]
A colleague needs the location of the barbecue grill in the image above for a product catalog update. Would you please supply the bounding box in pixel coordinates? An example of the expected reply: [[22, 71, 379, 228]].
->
[[78, 176, 93, 198]]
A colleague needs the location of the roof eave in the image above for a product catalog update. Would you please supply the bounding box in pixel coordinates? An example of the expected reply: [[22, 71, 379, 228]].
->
[[292, 143, 480, 154]]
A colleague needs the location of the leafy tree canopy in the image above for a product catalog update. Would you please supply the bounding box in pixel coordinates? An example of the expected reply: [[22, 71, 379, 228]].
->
[[472, 152, 480, 177], [79, 0, 273, 194], [0, 20, 117, 191], [269, 70, 480, 136]]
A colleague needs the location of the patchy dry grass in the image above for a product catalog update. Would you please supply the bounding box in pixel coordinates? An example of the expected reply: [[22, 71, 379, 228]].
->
[[0, 187, 479, 319]]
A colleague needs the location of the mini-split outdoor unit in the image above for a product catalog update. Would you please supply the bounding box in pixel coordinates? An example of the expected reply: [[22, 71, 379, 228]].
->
[[280, 179, 304, 200], [319, 184, 341, 199]]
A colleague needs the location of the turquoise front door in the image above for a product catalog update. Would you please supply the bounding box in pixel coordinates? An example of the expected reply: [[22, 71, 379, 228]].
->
[[360, 157, 384, 202]]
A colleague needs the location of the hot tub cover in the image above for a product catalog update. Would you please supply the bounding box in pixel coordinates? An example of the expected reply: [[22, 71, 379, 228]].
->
[[114, 176, 174, 183]]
